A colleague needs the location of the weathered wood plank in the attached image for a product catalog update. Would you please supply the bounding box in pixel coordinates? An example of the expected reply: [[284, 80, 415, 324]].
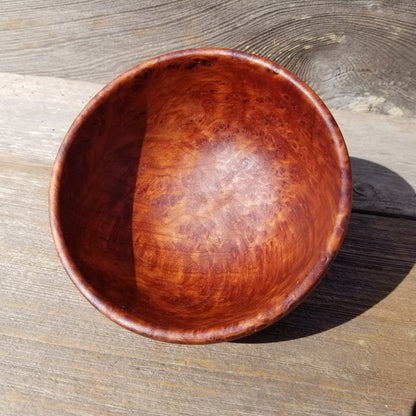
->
[[0, 1, 415, 116], [1, 72, 415, 217], [333, 110, 416, 218]]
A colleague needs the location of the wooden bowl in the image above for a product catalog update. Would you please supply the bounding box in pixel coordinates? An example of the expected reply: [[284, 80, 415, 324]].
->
[[49, 49, 351, 344]]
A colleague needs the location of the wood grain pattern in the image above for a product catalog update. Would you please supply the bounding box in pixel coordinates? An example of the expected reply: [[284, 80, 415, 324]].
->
[[49, 50, 351, 343], [1, 1, 415, 116], [334, 110, 416, 218], [0, 73, 415, 414]]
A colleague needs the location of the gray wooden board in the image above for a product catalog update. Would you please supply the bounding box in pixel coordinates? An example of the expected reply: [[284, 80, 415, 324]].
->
[[0, 0, 416, 116], [333, 110, 416, 218], [0, 74, 415, 415]]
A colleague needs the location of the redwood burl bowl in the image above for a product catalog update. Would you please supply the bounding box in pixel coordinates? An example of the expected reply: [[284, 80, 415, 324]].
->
[[49, 48, 351, 344]]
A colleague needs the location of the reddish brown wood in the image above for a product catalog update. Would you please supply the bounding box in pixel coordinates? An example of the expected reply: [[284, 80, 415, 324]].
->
[[49, 49, 351, 344]]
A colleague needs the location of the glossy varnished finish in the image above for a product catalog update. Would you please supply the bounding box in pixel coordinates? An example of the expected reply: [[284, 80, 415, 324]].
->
[[49, 49, 351, 343]]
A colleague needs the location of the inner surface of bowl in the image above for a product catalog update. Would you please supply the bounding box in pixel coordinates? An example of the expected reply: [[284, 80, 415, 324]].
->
[[50, 49, 351, 343]]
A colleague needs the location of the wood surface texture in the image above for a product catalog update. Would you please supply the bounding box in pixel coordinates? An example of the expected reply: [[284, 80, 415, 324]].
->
[[0, 72, 415, 415], [0, 0, 415, 117], [1, 0, 415, 414]]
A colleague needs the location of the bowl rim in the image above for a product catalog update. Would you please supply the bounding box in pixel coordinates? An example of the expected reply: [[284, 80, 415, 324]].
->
[[49, 47, 352, 344]]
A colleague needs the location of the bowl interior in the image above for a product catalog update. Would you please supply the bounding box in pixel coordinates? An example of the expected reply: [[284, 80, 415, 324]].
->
[[51, 50, 350, 343]]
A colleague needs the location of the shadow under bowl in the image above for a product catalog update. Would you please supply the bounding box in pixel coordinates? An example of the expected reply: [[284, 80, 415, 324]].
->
[[49, 48, 351, 344]]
